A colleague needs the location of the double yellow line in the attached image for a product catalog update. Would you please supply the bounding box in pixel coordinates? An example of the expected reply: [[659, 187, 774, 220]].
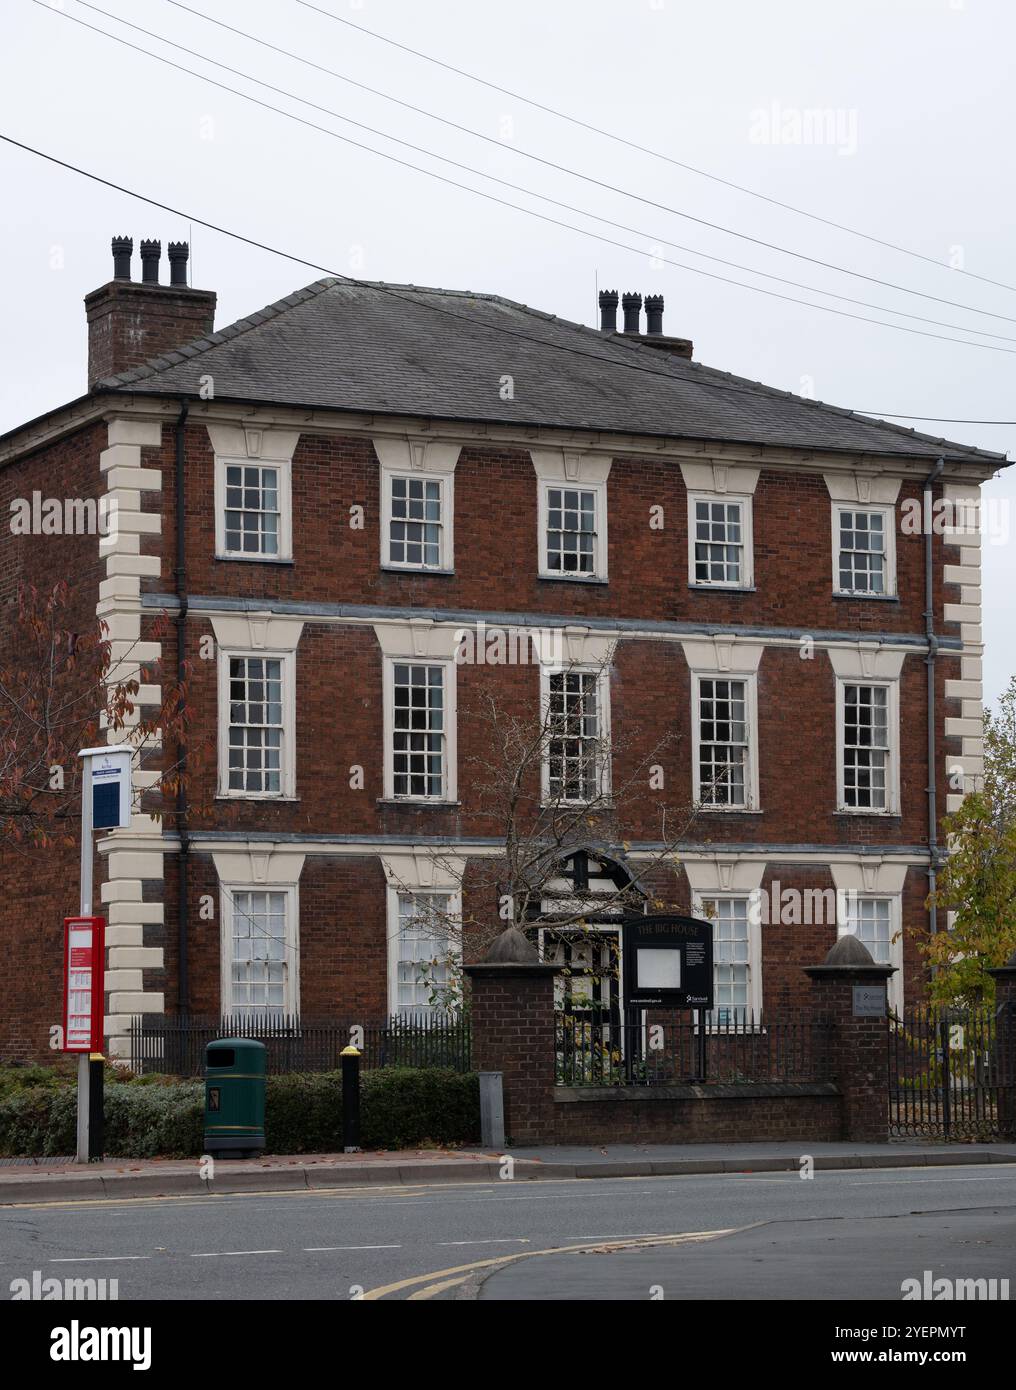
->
[[364, 1227, 740, 1300]]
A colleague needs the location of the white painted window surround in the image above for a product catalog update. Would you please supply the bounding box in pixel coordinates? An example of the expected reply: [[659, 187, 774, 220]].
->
[[828, 646, 904, 816], [680, 462, 759, 591], [532, 628, 615, 806], [685, 859, 766, 1019], [374, 438, 460, 573], [211, 615, 304, 801], [823, 472, 902, 599], [374, 621, 460, 802], [209, 425, 299, 563], [380, 852, 467, 1017], [681, 638, 763, 811], [531, 449, 611, 581], [831, 860, 906, 1014], [832, 504, 897, 597], [212, 847, 305, 1018]]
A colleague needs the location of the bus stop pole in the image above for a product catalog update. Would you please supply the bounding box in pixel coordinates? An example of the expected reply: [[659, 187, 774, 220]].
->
[[75, 751, 93, 1164]]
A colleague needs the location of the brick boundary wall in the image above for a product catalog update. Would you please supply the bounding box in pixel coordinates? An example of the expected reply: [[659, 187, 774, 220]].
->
[[467, 932, 900, 1146]]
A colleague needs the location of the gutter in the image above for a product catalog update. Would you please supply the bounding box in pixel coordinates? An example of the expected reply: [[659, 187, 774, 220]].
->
[[174, 399, 190, 1016], [924, 456, 945, 945]]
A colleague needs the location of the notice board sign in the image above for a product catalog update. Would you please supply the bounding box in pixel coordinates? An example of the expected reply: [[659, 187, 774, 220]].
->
[[81, 745, 132, 831], [62, 916, 105, 1052], [622, 914, 714, 1009]]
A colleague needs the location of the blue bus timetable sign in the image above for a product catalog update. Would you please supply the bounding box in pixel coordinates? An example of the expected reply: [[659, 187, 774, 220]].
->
[[622, 914, 714, 1009], [80, 745, 132, 831]]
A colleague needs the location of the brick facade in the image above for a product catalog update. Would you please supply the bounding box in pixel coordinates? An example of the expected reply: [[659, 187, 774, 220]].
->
[[0, 259, 994, 1065]]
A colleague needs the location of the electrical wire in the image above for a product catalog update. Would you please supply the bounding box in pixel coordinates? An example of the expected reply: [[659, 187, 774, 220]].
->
[[29, 3, 1016, 357], [71, 0, 1016, 329], [0, 131, 1009, 436], [291, 0, 1016, 298]]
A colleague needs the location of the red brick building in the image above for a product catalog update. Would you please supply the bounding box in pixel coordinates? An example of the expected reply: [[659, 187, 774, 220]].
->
[[0, 238, 1001, 1062]]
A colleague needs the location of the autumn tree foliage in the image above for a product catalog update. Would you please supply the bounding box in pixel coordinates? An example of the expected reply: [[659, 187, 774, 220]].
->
[[920, 675, 1016, 1004], [0, 581, 191, 852]]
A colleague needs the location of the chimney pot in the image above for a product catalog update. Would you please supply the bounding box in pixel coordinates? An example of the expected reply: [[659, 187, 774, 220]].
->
[[168, 241, 190, 287], [621, 291, 642, 334], [111, 236, 133, 281], [645, 294, 665, 335], [86, 234, 216, 388], [139, 239, 162, 284], [598, 289, 619, 334]]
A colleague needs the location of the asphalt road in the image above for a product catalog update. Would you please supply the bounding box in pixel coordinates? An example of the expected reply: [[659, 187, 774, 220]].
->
[[1, 1164, 1013, 1301]]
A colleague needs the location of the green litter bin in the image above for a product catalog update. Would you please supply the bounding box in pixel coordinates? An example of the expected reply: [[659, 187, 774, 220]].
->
[[204, 1038, 266, 1158]]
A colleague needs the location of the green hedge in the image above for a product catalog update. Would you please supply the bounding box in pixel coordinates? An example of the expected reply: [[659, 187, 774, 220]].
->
[[0, 1068, 479, 1158]]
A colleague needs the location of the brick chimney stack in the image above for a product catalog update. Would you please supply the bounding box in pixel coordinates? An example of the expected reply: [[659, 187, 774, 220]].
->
[[85, 235, 217, 388]]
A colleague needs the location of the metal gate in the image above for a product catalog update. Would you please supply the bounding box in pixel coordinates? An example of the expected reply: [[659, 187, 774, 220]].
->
[[888, 1004, 1015, 1140]]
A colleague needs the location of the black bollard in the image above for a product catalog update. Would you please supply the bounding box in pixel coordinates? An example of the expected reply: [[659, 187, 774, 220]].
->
[[88, 1054, 104, 1161], [341, 1046, 361, 1153]]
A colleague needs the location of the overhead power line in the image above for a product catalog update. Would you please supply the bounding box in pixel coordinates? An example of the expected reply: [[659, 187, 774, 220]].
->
[[124, 0, 1016, 343], [291, 0, 1016, 298], [0, 130, 1009, 440], [31, 3, 1016, 356], [112, 0, 1015, 328]]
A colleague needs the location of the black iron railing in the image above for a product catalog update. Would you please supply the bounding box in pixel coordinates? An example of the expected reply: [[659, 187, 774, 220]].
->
[[128, 1012, 471, 1077], [555, 1008, 836, 1087], [888, 1005, 1014, 1140]]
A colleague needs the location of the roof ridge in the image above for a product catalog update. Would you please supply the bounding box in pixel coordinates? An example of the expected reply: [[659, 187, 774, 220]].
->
[[93, 276, 340, 390], [92, 276, 1006, 464]]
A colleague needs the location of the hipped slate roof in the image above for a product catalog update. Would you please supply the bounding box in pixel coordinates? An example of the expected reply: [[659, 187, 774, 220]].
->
[[96, 278, 1005, 464]]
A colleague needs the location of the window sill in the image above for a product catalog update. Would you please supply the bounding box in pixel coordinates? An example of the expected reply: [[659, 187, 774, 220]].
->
[[215, 794, 301, 803], [537, 573, 609, 586], [832, 591, 899, 602], [214, 554, 295, 566], [380, 564, 455, 577], [377, 799, 462, 810], [688, 584, 756, 593], [832, 809, 901, 818], [694, 806, 763, 815]]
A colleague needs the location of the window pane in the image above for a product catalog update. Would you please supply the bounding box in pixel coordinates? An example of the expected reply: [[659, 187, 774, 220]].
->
[[221, 463, 283, 557], [392, 664, 445, 798], [694, 499, 744, 585], [699, 679, 749, 807], [546, 487, 598, 576]]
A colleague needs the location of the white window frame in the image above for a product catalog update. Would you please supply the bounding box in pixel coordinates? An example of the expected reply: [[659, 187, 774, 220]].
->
[[539, 663, 612, 805], [386, 886, 462, 1016], [214, 455, 293, 562], [382, 656, 458, 803], [219, 881, 300, 1017], [837, 894, 903, 1015], [835, 677, 900, 815], [687, 492, 754, 590], [831, 502, 897, 598], [380, 466, 454, 572], [692, 672, 760, 811], [217, 648, 297, 800], [694, 891, 763, 1020], [537, 479, 608, 581]]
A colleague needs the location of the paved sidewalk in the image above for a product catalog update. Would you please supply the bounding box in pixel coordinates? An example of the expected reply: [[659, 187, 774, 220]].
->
[[2, 1139, 1015, 1204]]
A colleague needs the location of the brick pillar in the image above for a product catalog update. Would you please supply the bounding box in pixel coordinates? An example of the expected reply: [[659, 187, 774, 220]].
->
[[988, 950, 1016, 1138], [463, 928, 559, 1145], [804, 935, 895, 1143]]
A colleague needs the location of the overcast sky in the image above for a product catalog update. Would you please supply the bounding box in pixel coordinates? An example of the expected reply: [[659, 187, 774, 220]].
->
[[2, 0, 1013, 708]]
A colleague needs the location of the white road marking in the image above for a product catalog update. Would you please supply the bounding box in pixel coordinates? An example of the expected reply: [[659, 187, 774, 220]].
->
[[303, 1244, 402, 1251], [438, 1238, 530, 1247], [50, 1255, 150, 1262], [190, 1249, 282, 1257]]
